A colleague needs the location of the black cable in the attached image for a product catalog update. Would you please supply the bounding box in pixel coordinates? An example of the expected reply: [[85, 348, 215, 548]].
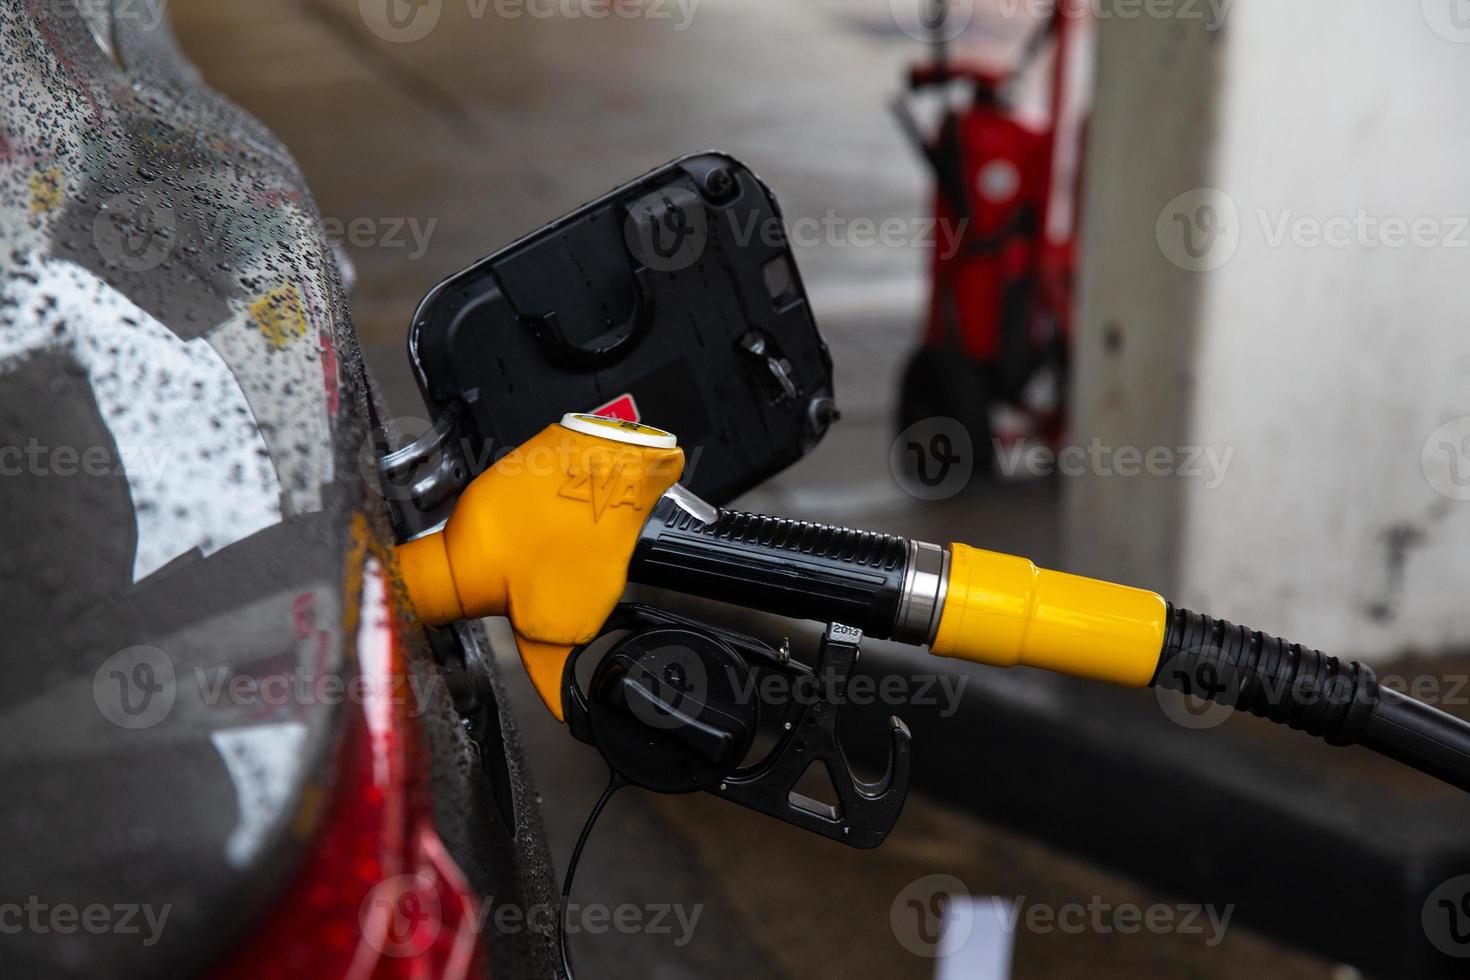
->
[[1152, 606, 1470, 793], [558, 772, 624, 980]]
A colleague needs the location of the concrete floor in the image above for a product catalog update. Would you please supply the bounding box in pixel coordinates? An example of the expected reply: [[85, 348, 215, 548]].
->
[[170, 2, 1334, 977]]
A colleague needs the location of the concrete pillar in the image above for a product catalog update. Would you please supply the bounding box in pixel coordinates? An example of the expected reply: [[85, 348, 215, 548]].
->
[[1067, 0, 1470, 663]]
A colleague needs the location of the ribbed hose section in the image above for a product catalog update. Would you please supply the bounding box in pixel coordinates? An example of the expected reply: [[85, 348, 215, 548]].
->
[[1151, 606, 1379, 746]]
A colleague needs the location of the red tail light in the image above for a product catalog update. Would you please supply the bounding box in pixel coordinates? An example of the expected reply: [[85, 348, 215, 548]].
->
[[213, 557, 486, 980]]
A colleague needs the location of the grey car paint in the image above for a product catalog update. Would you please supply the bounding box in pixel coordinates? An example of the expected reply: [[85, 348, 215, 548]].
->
[[0, 3, 559, 977]]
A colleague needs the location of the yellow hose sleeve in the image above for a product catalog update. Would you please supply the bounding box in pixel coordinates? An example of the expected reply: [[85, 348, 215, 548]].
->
[[931, 544, 1167, 687]]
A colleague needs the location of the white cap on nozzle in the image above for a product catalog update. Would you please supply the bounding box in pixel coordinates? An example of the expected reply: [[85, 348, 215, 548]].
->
[[558, 412, 678, 449]]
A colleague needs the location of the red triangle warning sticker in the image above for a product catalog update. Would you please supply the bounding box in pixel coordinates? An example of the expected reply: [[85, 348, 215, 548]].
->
[[590, 393, 640, 423]]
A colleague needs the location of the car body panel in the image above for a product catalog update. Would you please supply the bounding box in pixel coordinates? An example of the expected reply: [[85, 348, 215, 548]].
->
[[0, 4, 557, 978]]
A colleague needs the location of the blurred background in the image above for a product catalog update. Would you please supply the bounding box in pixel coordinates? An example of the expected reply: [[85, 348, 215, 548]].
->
[[163, 1, 1470, 976]]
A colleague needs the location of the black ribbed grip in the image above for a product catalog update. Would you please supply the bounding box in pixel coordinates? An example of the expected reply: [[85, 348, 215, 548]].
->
[[1154, 606, 1470, 792], [1152, 606, 1379, 746], [629, 497, 910, 637]]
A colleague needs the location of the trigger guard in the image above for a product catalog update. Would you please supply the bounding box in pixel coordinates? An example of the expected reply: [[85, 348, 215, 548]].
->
[[514, 633, 577, 721]]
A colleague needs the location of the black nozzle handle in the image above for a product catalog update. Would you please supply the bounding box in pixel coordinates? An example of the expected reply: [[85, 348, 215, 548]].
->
[[629, 495, 913, 640]]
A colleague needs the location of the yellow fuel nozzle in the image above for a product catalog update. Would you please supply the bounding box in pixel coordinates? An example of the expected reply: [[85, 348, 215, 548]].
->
[[397, 413, 1167, 719], [395, 414, 684, 719]]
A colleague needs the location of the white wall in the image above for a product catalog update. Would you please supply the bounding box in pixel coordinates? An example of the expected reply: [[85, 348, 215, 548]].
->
[[1065, 0, 1224, 593], [1069, 0, 1470, 662]]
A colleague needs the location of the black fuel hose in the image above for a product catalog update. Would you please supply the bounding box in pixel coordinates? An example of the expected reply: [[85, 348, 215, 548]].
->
[[1153, 607, 1470, 793]]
